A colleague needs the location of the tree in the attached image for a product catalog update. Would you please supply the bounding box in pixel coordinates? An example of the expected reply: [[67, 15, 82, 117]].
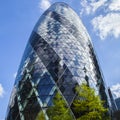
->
[[72, 84, 110, 120], [47, 92, 74, 120], [36, 111, 46, 120]]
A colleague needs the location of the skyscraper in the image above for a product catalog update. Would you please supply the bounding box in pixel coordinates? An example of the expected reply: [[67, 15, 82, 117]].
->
[[115, 98, 120, 110], [6, 2, 110, 120], [108, 88, 118, 112]]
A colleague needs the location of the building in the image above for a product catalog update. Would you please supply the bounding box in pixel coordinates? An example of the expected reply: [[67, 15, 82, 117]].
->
[[111, 98, 120, 120], [6, 2, 111, 120], [108, 88, 118, 112], [113, 110, 120, 120], [115, 98, 120, 110]]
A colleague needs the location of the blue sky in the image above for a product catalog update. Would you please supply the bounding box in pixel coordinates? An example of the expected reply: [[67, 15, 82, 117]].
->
[[0, 0, 120, 119]]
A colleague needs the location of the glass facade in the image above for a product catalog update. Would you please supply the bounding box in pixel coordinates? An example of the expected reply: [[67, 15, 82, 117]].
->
[[115, 98, 120, 110], [6, 2, 110, 120], [108, 88, 118, 113]]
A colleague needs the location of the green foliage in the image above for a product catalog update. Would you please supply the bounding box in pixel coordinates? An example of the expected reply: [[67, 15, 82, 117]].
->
[[72, 84, 110, 120], [35, 111, 46, 120], [35, 84, 110, 120], [47, 92, 74, 120]]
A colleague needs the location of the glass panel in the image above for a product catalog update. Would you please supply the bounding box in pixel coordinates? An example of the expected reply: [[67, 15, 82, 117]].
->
[[23, 93, 41, 120], [6, 96, 20, 120]]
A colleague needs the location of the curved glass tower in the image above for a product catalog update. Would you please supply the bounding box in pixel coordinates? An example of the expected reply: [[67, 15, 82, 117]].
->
[[6, 2, 110, 120]]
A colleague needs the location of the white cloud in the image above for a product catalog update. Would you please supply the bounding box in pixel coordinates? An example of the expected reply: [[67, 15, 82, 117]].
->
[[0, 83, 4, 97], [91, 0, 107, 13], [80, 0, 91, 15], [39, 0, 51, 11], [91, 13, 120, 39], [80, 0, 120, 39], [109, 0, 120, 11], [80, 0, 107, 15], [111, 83, 120, 98]]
